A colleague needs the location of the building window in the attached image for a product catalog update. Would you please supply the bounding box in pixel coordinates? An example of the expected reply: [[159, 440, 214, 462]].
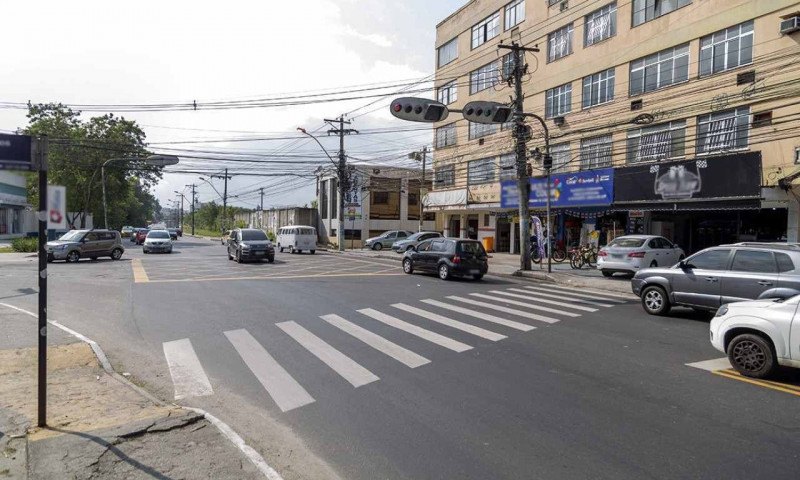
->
[[320, 179, 328, 219], [499, 153, 516, 180], [370, 178, 401, 220], [550, 142, 572, 172], [502, 53, 515, 81], [472, 13, 500, 49], [469, 121, 499, 140], [548, 23, 574, 62], [435, 123, 457, 148], [696, 106, 750, 154], [580, 135, 613, 169], [373, 192, 388, 204], [582, 68, 615, 108], [435, 164, 455, 187], [437, 80, 458, 105], [467, 158, 496, 185], [699, 21, 754, 77], [407, 179, 422, 221], [438, 38, 458, 68], [545, 82, 572, 118], [632, 0, 691, 27], [629, 43, 689, 95], [470, 61, 500, 94], [585, 3, 617, 46], [626, 120, 686, 163], [505, 0, 525, 30], [752, 111, 772, 128]]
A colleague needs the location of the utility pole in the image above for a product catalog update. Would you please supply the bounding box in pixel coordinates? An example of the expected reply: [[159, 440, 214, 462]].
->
[[211, 169, 231, 232], [259, 187, 265, 229], [186, 184, 197, 235], [324, 115, 358, 251], [409, 146, 428, 232]]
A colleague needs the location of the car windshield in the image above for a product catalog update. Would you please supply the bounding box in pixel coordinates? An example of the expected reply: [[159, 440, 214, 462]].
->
[[58, 230, 85, 241], [241, 230, 268, 241], [458, 241, 486, 255], [147, 231, 170, 239], [608, 238, 646, 248]]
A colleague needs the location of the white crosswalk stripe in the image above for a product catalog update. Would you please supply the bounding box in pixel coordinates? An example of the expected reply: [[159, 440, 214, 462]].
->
[[163, 338, 214, 400], [358, 308, 472, 353], [525, 284, 633, 301], [391, 303, 506, 341], [508, 287, 615, 307], [491, 290, 598, 312], [224, 329, 315, 412], [468, 293, 580, 318], [419, 299, 536, 332], [276, 321, 379, 388], [447, 296, 561, 324], [320, 314, 430, 368]]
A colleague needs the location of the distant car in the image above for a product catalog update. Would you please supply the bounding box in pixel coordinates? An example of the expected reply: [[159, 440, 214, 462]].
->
[[134, 229, 149, 245], [121, 226, 135, 238], [402, 238, 488, 281], [364, 230, 413, 251], [597, 235, 685, 277], [143, 230, 173, 254], [130, 228, 143, 243], [392, 231, 443, 253], [46, 229, 125, 263], [221, 230, 233, 245], [228, 228, 275, 263], [632, 243, 800, 316], [710, 295, 800, 379], [276, 225, 317, 254], [167, 228, 179, 240], [176, 227, 183, 237]]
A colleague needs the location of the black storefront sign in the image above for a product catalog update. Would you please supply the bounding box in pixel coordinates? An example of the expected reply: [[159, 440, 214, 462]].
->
[[613, 152, 762, 210]]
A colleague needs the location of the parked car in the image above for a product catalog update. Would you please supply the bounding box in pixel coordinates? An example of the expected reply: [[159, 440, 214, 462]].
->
[[175, 227, 183, 237], [710, 295, 800, 379], [277, 225, 316, 254], [167, 228, 179, 240], [632, 242, 800, 316], [221, 230, 232, 245], [228, 228, 275, 263], [46, 229, 125, 263], [402, 238, 488, 281], [142, 230, 173, 254], [597, 235, 684, 277], [130, 228, 144, 243], [134, 228, 150, 245], [364, 230, 413, 251], [121, 225, 135, 238], [392, 231, 443, 253]]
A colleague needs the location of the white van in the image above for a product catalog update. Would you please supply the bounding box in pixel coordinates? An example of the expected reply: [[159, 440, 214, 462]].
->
[[277, 225, 317, 254]]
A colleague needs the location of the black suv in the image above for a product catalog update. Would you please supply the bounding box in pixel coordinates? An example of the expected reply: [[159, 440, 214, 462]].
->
[[402, 238, 488, 280], [227, 228, 275, 263]]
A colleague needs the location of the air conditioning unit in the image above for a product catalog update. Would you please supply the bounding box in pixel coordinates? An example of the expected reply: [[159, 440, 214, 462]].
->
[[780, 16, 800, 34]]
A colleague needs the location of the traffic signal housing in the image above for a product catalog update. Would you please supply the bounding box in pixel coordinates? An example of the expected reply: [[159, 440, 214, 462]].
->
[[462, 101, 513, 124], [390, 97, 449, 123]]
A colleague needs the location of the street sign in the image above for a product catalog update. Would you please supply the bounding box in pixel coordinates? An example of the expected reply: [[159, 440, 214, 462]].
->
[[0, 133, 34, 171], [47, 185, 67, 229]]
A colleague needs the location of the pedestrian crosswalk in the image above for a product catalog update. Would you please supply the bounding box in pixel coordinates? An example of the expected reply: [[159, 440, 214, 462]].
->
[[162, 283, 634, 412]]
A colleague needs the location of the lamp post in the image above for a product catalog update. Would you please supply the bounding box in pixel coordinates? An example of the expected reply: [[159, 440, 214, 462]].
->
[[524, 114, 552, 273], [174, 190, 187, 230], [102, 154, 179, 229]]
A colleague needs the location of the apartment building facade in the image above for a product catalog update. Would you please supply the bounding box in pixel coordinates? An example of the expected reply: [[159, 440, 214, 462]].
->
[[429, 0, 800, 254]]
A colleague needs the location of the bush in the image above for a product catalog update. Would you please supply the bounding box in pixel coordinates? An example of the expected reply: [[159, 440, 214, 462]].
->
[[266, 230, 276, 242], [11, 237, 38, 253]]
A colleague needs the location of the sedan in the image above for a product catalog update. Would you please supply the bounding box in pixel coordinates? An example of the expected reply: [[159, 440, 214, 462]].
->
[[392, 231, 443, 253], [402, 238, 487, 281], [142, 230, 173, 254], [597, 235, 684, 277], [364, 230, 413, 251], [711, 295, 800, 379]]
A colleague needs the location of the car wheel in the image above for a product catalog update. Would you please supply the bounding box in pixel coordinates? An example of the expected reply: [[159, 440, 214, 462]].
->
[[473, 274, 484, 281], [601, 270, 613, 277], [66, 251, 80, 263], [402, 258, 414, 274], [111, 248, 123, 260], [236, 250, 242, 263], [727, 333, 777, 379], [438, 263, 450, 280], [279, 245, 283, 253], [641, 285, 670, 315], [310, 250, 315, 254], [227, 250, 233, 260], [267, 256, 275, 263], [373, 243, 383, 251], [290, 246, 295, 254], [649, 260, 658, 268]]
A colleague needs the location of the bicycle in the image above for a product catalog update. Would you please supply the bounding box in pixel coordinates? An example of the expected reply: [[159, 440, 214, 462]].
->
[[531, 241, 567, 264], [569, 244, 598, 269]]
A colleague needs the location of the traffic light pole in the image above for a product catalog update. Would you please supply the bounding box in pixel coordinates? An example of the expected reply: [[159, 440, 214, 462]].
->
[[35, 136, 49, 428], [325, 116, 358, 251], [186, 184, 197, 235], [211, 169, 231, 232], [409, 147, 428, 232], [524, 114, 552, 273]]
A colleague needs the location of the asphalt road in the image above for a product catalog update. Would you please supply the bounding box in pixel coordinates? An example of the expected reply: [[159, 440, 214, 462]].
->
[[2, 236, 799, 480]]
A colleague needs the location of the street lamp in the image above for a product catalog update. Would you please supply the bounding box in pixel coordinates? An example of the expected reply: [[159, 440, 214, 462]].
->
[[102, 154, 179, 229]]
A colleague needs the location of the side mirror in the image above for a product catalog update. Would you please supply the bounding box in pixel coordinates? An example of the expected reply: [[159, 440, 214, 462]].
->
[[679, 260, 689, 270], [673, 244, 680, 249]]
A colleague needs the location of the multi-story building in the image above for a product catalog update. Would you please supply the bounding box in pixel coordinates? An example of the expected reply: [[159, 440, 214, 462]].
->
[[427, 0, 800, 254]]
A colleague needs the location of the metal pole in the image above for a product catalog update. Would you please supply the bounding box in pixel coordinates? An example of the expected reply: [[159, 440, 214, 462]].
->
[[36, 136, 49, 427], [420, 146, 427, 233], [101, 161, 108, 229], [337, 117, 346, 252], [222, 168, 228, 232], [511, 44, 531, 271], [259, 188, 264, 229], [546, 167, 552, 273]]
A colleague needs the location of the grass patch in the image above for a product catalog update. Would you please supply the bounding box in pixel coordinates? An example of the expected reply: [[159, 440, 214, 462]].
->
[[11, 237, 37, 253], [0, 247, 13, 253]]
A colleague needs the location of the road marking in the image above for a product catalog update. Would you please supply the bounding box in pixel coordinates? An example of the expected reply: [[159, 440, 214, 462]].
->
[[224, 329, 315, 412], [713, 370, 800, 397], [358, 308, 472, 353], [320, 314, 430, 368], [526, 284, 634, 301], [447, 296, 561, 324], [142, 272, 405, 284], [391, 303, 506, 341], [507, 287, 614, 307], [686, 357, 732, 372], [468, 293, 580, 317], [491, 290, 598, 312], [419, 299, 536, 332], [276, 321, 379, 388], [131, 258, 149, 283], [162, 339, 214, 400]]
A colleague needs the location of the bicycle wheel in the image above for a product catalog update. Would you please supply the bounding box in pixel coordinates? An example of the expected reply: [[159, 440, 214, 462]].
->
[[532, 249, 541, 264], [584, 255, 596, 268], [552, 249, 566, 263], [569, 253, 581, 269]]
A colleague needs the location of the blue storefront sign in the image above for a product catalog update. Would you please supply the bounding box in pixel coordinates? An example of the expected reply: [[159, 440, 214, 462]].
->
[[501, 168, 614, 209]]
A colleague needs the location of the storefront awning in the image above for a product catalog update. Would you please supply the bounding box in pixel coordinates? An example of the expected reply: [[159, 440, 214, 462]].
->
[[612, 197, 762, 211], [423, 189, 467, 208]]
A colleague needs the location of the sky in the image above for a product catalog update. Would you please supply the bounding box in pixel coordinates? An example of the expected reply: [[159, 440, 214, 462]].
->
[[1, 0, 466, 211]]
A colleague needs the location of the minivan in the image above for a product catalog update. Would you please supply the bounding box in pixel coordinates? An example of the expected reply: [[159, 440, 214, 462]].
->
[[277, 225, 317, 254]]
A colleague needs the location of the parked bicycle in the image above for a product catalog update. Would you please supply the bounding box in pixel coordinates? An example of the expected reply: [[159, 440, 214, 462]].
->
[[569, 244, 598, 269], [531, 241, 567, 263]]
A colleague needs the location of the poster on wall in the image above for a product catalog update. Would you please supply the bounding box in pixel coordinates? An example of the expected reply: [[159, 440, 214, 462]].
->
[[501, 168, 614, 209], [47, 185, 67, 230]]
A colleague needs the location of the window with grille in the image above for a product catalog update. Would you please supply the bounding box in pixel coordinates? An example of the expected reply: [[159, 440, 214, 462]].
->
[[696, 106, 750, 154], [585, 3, 616, 46], [438, 38, 458, 68], [545, 82, 572, 118], [437, 80, 458, 105], [699, 21, 753, 77], [472, 13, 500, 49], [548, 23, 574, 62], [502, 53, 515, 81], [435, 164, 455, 187], [550, 142, 572, 172], [470, 62, 500, 94], [580, 135, 613, 169], [626, 120, 686, 163], [505, 0, 525, 30], [582, 68, 615, 108], [435, 123, 457, 148], [632, 0, 691, 27], [468, 158, 496, 185], [629, 43, 689, 95], [499, 153, 517, 180], [468, 121, 499, 140]]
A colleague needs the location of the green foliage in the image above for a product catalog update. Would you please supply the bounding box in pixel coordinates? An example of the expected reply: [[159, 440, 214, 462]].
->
[[11, 237, 38, 253], [266, 231, 276, 242], [234, 220, 247, 229]]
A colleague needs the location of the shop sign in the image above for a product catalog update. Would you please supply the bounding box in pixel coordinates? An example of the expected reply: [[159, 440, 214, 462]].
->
[[0, 134, 34, 171], [500, 168, 614, 209], [629, 210, 645, 218]]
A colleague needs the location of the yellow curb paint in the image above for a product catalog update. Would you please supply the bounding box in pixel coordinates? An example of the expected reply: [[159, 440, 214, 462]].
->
[[719, 368, 800, 393], [132, 258, 150, 283], [713, 370, 800, 397]]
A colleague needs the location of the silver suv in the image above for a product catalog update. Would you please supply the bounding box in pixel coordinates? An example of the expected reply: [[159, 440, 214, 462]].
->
[[632, 243, 800, 315], [46, 229, 125, 263]]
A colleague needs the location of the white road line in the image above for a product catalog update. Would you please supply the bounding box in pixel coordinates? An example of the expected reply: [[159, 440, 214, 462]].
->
[[358, 309, 472, 353], [224, 329, 315, 412], [686, 357, 732, 372], [507, 287, 614, 308], [320, 314, 430, 368], [420, 299, 536, 332], [447, 296, 561, 324], [491, 290, 598, 312], [391, 303, 506, 341], [276, 321, 379, 388], [525, 284, 634, 301], [468, 293, 580, 318], [162, 339, 214, 400]]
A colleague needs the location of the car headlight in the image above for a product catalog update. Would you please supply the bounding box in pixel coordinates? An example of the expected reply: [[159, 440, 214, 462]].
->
[[54, 244, 68, 250], [715, 305, 729, 317]]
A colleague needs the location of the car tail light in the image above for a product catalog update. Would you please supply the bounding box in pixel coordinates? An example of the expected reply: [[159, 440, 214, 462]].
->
[[628, 251, 646, 258], [597, 250, 608, 257], [452, 255, 461, 264]]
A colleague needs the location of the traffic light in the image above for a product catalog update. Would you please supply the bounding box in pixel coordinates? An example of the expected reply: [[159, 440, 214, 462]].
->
[[462, 101, 513, 124], [390, 97, 449, 123]]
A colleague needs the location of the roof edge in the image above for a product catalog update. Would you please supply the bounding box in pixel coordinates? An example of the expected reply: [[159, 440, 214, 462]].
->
[[436, 0, 477, 29]]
